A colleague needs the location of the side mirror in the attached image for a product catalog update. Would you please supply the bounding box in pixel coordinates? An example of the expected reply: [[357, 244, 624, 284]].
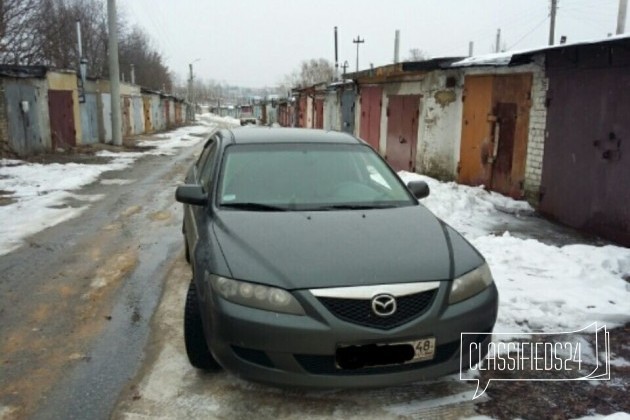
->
[[175, 185, 208, 205], [407, 180, 430, 199]]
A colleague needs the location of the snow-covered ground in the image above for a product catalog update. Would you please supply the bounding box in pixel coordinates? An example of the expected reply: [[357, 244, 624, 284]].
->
[[399, 171, 630, 335], [0, 113, 237, 256]]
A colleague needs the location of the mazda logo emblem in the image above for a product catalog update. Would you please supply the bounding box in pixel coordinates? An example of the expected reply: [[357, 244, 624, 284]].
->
[[371, 294, 397, 317]]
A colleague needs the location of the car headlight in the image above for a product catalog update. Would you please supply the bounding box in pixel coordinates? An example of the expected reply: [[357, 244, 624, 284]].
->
[[208, 273, 305, 315], [448, 263, 494, 304]]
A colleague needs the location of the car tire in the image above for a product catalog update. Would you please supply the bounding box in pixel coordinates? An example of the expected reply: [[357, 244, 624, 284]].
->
[[184, 279, 220, 370]]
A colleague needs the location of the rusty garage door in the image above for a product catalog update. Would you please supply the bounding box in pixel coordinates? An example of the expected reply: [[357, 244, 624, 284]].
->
[[297, 95, 307, 128], [48, 90, 76, 149], [385, 95, 421, 172], [540, 48, 630, 246], [458, 74, 532, 198], [122, 96, 132, 137], [359, 86, 382, 151], [143, 96, 153, 133], [314, 98, 324, 129]]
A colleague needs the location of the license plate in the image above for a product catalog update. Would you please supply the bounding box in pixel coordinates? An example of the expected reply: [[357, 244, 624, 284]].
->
[[410, 337, 436, 362], [335, 337, 436, 369]]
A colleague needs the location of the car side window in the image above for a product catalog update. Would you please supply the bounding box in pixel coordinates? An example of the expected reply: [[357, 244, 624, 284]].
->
[[199, 142, 218, 189], [196, 138, 215, 170]]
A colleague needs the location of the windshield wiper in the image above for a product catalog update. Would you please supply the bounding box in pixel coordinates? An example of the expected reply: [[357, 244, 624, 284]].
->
[[221, 202, 290, 211], [309, 203, 398, 211]]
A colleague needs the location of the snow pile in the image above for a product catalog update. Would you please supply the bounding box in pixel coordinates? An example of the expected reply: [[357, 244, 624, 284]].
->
[[0, 123, 212, 256], [399, 171, 630, 334], [474, 233, 630, 333], [198, 112, 241, 127], [133, 113, 240, 155], [398, 171, 533, 238], [0, 161, 108, 255], [450, 51, 513, 67], [134, 125, 209, 156]]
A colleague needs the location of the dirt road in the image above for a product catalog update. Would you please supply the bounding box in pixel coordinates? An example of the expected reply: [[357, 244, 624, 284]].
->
[[0, 129, 211, 419]]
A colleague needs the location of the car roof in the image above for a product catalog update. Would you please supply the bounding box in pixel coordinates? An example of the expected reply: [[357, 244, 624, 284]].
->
[[219, 127, 363, 145]]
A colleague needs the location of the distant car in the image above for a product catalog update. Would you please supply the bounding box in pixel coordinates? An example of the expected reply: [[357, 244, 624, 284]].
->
[[239, 117, 258, 126], [175, 127, 498, 388]]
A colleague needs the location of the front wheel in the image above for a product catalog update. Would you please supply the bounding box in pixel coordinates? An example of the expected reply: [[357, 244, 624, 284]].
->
[[184, 279, 220, 370]]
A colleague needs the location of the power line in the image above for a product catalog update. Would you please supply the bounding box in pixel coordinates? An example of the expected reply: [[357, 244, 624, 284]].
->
[[508, 15, 551, 50]]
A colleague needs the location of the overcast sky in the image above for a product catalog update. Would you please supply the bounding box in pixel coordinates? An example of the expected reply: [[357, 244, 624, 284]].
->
[[120, 0, 627, 88]]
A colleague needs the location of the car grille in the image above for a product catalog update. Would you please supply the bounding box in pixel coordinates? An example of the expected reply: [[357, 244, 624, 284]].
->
[[317, 290, 437, 330], [294, 341, 460, 375]]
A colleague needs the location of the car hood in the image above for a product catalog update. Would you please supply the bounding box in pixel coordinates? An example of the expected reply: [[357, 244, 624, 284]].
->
[[212, 205, 470, 290]]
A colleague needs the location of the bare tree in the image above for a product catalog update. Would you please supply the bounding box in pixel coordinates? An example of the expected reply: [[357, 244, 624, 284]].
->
[[0, 0, 44, 64], [1, 0, 172, 89], [118, 25, 172, 91], [405, 48, 430, 62], [298, 58, 333, 87], [280, 58, 334, 90]]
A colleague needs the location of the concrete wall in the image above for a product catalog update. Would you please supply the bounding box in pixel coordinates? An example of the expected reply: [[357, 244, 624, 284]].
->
[[100, 93, 112, 142], [120, 82, 140, 96], [47, 71, 82, 144], [168, 99, 175, 126], [416, 72, 462, 180], [265, 103, 278, 125], [306, 96, 313, 128], [324, 90, 340, 131], [372, 71, 462, 180]]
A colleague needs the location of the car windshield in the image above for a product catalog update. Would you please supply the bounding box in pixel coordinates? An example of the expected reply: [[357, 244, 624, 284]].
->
[[217, 143, 415, 211]]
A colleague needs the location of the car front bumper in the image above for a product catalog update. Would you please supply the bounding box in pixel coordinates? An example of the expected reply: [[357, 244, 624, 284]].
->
[[202, 281, 499, 388]]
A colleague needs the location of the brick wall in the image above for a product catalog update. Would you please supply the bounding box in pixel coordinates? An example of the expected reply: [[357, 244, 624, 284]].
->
[[523, 55, 548, 205]]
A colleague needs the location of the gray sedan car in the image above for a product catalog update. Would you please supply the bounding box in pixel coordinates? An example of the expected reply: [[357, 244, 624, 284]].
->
[[176, 127, 498, 388]]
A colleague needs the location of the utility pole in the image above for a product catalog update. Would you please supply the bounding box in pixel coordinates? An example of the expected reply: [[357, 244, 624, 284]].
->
[[76, 20, 87, 103], [107, 0, 122, 146], [394, 30, 400, 63], [353, 35, 364, 72], [549, 0, 558, 45], [617, 0, 628, 34], [341, 60, 349, 79], [188, 63, 194, 122], [495, 28, 501, 53], [334, 27, 339, 81]]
